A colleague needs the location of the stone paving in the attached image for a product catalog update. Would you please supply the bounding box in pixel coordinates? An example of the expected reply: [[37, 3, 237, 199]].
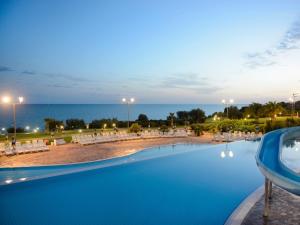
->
[[242, 186, 300, 225]]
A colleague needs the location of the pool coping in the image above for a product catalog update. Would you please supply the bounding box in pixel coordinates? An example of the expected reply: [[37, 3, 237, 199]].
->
[[0, 141, 215, 169], [0, 142, 218, 186], [224, 185, 264, 225]]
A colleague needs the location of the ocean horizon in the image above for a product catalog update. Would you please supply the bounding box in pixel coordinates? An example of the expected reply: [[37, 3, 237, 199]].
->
[[0, 104, 246, 128]]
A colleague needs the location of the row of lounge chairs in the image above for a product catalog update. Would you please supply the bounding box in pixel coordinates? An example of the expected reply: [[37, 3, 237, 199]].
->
[[0, 140, 49, 156], [212, 131, 262, 142], [72, 130, 189, 145]]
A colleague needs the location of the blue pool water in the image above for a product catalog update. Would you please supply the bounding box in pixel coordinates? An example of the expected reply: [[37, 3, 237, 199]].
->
[[0, 141, 263, 225]]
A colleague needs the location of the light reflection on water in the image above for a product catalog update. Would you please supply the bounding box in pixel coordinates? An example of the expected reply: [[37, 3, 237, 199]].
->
[[282, 139, 300, 173]]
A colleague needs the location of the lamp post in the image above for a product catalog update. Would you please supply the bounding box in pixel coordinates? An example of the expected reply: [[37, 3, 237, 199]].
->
[[122, 97, 135, 129], [221, 99, 234, 118], [1, 96, 24, 139], [289, 93, 299, 118]]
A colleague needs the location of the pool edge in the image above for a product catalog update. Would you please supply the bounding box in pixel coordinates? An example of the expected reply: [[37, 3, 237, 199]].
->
[[224, 185, 264, 225]]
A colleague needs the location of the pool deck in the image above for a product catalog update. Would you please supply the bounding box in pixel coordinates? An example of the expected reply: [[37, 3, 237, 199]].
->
[[242, 186, 300, 225], [0, 133, 216, 167]]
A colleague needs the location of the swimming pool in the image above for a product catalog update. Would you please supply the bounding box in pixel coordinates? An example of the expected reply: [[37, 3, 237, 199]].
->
[[0, 141, 263, 225]]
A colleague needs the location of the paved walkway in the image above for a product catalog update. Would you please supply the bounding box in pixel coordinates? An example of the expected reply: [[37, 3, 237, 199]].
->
[[0, 134, 215, 167], [242, 186, 300, 225]]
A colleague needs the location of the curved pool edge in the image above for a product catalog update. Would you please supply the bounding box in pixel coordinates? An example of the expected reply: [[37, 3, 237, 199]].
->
[[224, 185, 264, 225], [0, 142, 217, 186], [0, 142, 190, 169]]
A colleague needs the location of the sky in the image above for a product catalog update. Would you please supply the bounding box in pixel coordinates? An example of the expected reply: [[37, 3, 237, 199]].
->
[[0, 0, 300, 104]]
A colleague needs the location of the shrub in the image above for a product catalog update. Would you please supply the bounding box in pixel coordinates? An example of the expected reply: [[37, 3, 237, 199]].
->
[[65, 119, 86, 130], [6, 127, 25, 133], [160, 125, 169, 134], [129, 123, 142, 133], [89, 118, 118, 129], [191, 124, 204, 136]]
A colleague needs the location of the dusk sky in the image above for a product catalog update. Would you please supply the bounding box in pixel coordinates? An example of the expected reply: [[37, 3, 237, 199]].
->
[[0, 0, 300, 104]]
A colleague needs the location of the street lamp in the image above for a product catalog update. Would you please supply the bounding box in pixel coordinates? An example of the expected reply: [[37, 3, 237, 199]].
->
[[221, 99, 234, 118], [1, 95, 24, 139], [289, 93, 299, 117], [122, 97, 135, 129]]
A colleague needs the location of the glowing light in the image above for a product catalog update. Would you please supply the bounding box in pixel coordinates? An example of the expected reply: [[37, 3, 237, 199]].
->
[[25, 126, 30, 130], [36, 127, 40, 130], [103, 123, 107, 128], [221, 99, 226, 104], [1, 128, 5, 131], [247, 114, 250, 118], [220, 151, 226, 158], [122, 97, 135, 103], [229, 99, 234, 104], [5, 179, 13, 184], [60, 125, 64, 129], [18, 96, 24, 103], [2, 96, 11, 104], [19, 177, 27, 181], [33, 129, 37, 133], [228, 151, 234, 158], [112, 123, 116, 127], [295, 147, 299, 152], [78, 129, 82, 133]]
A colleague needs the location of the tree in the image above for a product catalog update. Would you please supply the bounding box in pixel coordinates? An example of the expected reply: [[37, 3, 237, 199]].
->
[[188, 108, 206, 123], [167, 112, 175, 127], [176, 111, 189, 125], [137, 114, 149, 127], [7, 127, 25, 133], [44, 118, 64, 132], [65, 119, 86, 130], [263, 102, 284, 119], [89, 118, 118, 129], [225, 106, 243, 119], [243, 103, 263, 118]]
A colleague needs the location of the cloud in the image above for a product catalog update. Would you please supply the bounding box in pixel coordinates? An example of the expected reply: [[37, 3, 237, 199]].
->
[[46, 84, 74, 89], [42, 73, 92, 82], [245, 18, 300, 69], [0, 66, 13, 72], [163, 73, 208, 88], [22, 70, 36, 75], [4, 65, 92, 83], [161, 73, 222, 95]]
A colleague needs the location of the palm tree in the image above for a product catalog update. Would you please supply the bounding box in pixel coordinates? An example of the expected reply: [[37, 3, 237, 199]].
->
[[169, 113, 175, 127], [263, 102, 284, 119]]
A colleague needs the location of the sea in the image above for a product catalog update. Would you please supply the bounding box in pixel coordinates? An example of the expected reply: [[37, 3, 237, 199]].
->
[[0, 104, 245, 129]]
